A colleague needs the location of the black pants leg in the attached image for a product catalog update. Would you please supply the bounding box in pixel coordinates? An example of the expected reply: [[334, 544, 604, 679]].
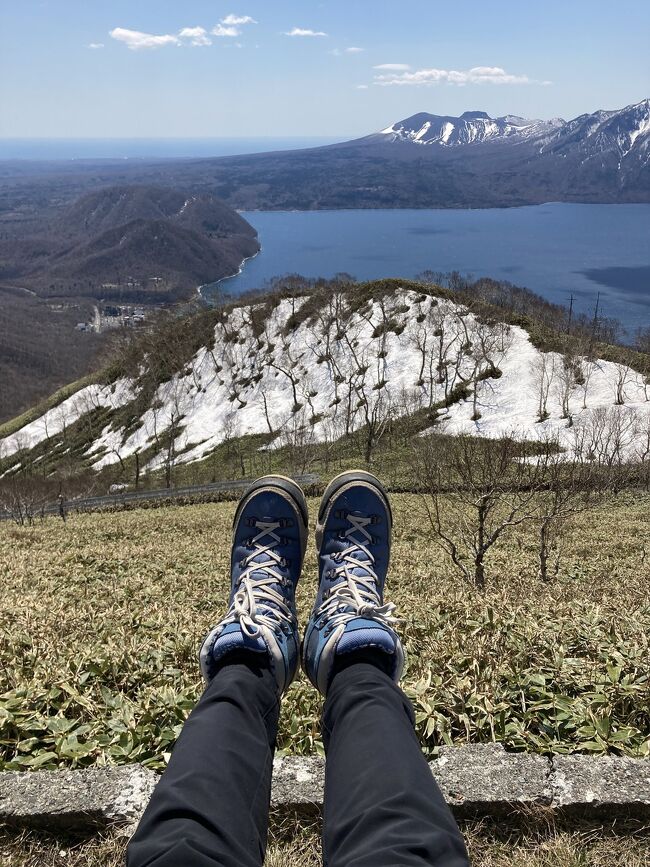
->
[[321, 663, 469, 867], [127, 661, 279, 867]]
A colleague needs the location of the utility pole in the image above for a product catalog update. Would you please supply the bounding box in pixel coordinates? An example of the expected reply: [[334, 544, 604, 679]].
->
[[567, 293, 574, 335], [589, 292, 600, 355]]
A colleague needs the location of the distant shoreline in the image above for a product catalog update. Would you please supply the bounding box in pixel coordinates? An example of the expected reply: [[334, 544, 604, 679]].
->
[[196, 247, 263, 305], [0, 136, 346, 162]]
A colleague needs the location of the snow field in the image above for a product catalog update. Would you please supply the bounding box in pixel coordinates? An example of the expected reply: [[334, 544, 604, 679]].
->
[[2, 289, 649, 471]]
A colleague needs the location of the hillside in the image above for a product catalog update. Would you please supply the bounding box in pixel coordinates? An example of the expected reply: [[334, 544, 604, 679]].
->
[[1, 101, 648, 217], [1, 280, 649, 480], [118, 99, 650, 210], [0, 285, 101, 424], [0, 185, 260, 420], [0, 185, 260, 302]]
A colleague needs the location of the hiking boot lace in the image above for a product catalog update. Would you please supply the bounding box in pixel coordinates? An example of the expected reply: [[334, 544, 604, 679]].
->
[[225, 520, 293, 637], [316, 514, 398, 630]]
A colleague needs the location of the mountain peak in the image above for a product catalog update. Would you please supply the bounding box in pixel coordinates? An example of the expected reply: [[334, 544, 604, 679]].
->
[[379, 110, 542, 147], [374, 101, 650, 156]]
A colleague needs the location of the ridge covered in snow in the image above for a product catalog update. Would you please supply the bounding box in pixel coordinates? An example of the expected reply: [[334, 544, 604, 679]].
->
[[379, 110, 560, 147], [376, 100, 650, 165], [1, 287, 649, 476]]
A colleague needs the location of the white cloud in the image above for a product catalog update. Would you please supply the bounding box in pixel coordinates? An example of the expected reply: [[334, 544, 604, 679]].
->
[[374, 63, 411, 71], [221, 14, 257, 26], [212, 14, 257, 37], [285, 27, 328, 37], [345, 46, 364, 54], [88, 42, 104, 50], [109, 27, 180, 50], [373, 65, 535, 86], [212, 23, 240, 37], [179, 26, 211, 46], [356, 84, 369, 90]]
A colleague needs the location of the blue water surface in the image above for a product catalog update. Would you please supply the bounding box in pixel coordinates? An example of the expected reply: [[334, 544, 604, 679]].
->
[[0, 137, 342, 160], [206, 204, 650, 332]]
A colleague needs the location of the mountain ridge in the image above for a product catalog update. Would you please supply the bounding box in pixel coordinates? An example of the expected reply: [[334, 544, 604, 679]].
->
[[2, 279, 649, 482], [366, 100, 649, 159], [138, 98, 649, 209]]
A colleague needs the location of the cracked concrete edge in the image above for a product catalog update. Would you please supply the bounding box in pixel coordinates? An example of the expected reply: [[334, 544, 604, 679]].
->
[[0, 746, 648, 833], [550, 753, 650, 818], [0, 765, 158, 833]]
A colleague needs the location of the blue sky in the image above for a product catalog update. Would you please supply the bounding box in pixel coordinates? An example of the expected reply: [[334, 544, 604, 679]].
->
[[1, 0, 649, 138]]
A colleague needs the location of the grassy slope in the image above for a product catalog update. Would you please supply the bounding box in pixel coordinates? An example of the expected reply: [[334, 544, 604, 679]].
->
[[1, 493, 648, 774], [2, 493, 649, 864]]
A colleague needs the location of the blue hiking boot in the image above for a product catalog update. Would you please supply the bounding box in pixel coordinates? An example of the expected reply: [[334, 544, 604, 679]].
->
[[302, 470, 404, 694], [200, 475, 308, 695]]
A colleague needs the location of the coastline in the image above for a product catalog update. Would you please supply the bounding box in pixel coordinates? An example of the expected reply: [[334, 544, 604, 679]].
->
[[198, 246, 262, 305], [234, 201, 648, 215], [189, 205, 649, 332]]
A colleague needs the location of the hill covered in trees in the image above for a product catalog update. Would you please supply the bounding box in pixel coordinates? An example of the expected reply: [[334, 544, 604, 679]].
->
[[0, 185, 260, 422], [0, 184, 259, 302]]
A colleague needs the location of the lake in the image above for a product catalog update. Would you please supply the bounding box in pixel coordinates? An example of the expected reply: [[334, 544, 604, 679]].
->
[[204, 204, 650, 333]]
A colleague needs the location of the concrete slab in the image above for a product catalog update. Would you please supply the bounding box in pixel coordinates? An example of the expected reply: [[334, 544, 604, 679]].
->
[[0, 765, 157, 831], [431, 743, 552, 818], [1, 748, 648, 832], [551, 754, 650, 819], [271, 756, 326, 809]]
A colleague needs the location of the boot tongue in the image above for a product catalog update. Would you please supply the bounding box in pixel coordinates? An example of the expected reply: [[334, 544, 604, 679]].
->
[[244, 516, 286, 615], [336, 619, 395, 655]]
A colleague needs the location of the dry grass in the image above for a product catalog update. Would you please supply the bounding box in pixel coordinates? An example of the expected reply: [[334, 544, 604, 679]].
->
[[1, 819, 649, 867], [1, 491, 649, 863], [1, 493, 649, 770]]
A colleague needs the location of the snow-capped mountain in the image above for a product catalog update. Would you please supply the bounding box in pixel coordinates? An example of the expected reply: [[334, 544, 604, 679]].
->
[[374, 100, 650, 166], [163, 99, 649, 208], [378, 110, 563, 147], [542, 99, 650, 164]]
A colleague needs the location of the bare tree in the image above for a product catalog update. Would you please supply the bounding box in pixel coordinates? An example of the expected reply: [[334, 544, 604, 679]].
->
[[532, 443, 609, 581], [463, 318, 512, 421], [530, 354, 556, 422], [554, 353, 579, 425], [417, 432, 547, 588], [409, 300, 465, 407], [570, 406, 637, 469], [276, 404, 320, 475], [0, 476, 58, 525], [579, 355, 597, 410], [612, 362, 632, 406]]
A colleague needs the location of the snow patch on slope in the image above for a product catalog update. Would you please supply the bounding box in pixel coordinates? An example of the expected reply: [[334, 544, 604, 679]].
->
[[0, 380, 134, 457], [2, 290, 649, 472]]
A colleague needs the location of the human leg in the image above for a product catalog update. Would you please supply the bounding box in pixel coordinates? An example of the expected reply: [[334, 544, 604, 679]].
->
[[127, 658, 280, 867], [322, 660, 468, 867], [303, 471, 468, 866], [127, 476, 309, 867]]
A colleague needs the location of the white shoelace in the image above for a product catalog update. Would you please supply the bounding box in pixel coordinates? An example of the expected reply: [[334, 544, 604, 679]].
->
[[315, 514, 398, 631], [225, 520, 294, 638]]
